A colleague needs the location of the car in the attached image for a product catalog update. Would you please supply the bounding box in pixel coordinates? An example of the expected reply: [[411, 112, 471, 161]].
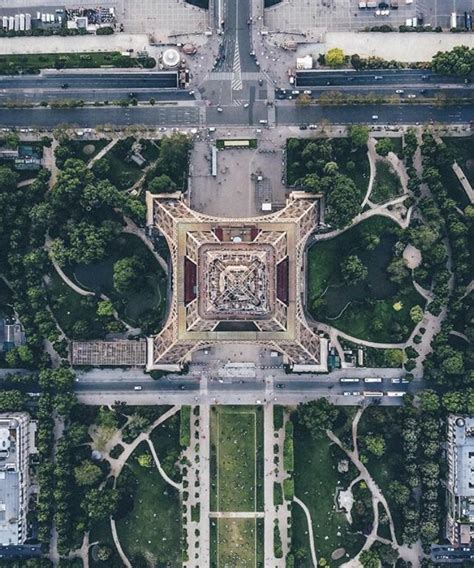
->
[[179, 385, 185, 390], [60, 83, 69, 89], [291, 90, 300, 95], [391, 378, 401, 383], [374, 75, 383, 80], [188, 90, 195, 95], [419, 89, 427, 94], [217, 106, 223, 112], [276, 384, 285, 389], [129, 92, 136, 97], [395, 89, 404, 94], [372, 115, 379, 120], [343, 392, 352, 396], [243, 102, 249, 108], [258, 78, 263, 86], [303, 89, 311, 95], [134, 386, 142, 391], [208, 127, 216, 132], [308, 124, 317, 129], [299, 125, 308, 130], [407, 93, 416, 98], [250, 50, 256, 56]]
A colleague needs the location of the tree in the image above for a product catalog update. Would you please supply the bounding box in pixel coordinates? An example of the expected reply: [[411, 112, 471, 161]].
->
[[432, 45, 474, 76], [419, 390, 440, 413], [387, 257, 409, 284], [96, 545, 112, 561], [359, 549, 380, 568], [385, 348, 404, 366], [325, 48, 345, 68], [375, 138, 394, 157], [297, 399, 339, 438], [442, 391, 464, 413], [148, 174, 177, 194], [97, 300, 115, 317], [39, 369, 75, 392], [83, 488, 118, 522], [5, 132, 20, 149], [137, 453, 153, 468], [442, 352, 464, 375], [410, 305, 424, 324], [349, 125, 369, 148], [113, 256, 144, 294], [364, 435, 386, 457], [326, 174, 361, 228], [340, 255, 367, 284], [387, 481, 411, 505], [0, 390, 26, 412], [91, 158, 111, 179], [74, 460, 103, 487]]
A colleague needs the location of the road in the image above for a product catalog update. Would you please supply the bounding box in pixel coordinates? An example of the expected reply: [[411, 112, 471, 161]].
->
[[295, 69, 473, 88], [0, 103, 473, 127]]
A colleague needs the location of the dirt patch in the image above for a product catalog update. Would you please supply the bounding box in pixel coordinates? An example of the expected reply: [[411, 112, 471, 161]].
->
[[403, 244, 422, 270], [83, 144, 96, 156]]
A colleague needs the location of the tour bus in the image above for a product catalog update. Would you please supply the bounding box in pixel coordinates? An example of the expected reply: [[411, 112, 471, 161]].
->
[[364, 377, 382, 383], [340, 378, 360, 383], [363, 391, 384, 397], [386, 391, 405, 397]]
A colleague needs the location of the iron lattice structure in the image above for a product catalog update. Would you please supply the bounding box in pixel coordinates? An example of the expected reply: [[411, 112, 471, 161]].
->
[[146, 191, 326, 370]]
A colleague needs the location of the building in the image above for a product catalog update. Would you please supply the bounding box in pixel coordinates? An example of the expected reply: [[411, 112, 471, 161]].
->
[[145, 191, 328, 372], [446, 415, 474, 547], [0, 413, 37, 547], [0, 318, 26, 352]]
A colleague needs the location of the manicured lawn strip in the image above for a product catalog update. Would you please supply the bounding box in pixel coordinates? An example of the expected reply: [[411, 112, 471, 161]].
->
[[180, 405, 191, 447], [371, 161, 402, 204], [210, 406, 263, 513], [46, 269, 106, 340], [218, 518, 257, 567], [273, 405, 284, 430], [274, 482, 283, 507], [149, 411, 182, 483], [70, 233, 168, 330], [307, 216, 424, 342], [292, 422, 364, 565], [116, 441, 182, 567], [0, 52, 150, 74]]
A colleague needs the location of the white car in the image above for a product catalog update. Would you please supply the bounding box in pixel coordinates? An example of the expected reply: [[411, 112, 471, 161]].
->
[[134, 386, 142, 391], [303, 90, 311, 95], [372, 115, 379, 120], [217, 106, 223, 112], [407, 94, 416, 98], [395, 89, 404, 94]]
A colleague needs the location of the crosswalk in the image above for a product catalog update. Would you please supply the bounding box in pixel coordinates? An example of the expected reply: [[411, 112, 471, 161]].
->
[[231, 38, 243, 91]]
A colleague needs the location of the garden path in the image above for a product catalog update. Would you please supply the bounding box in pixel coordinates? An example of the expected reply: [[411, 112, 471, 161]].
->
[[361, 138, 376, 208], [146, 437, 181, 490], [43, 139, 58, 189], [122, 215, 169, 275], [87, 138, 118, 169], [293, 496, 318, 568], [263, 404, 277, 566]]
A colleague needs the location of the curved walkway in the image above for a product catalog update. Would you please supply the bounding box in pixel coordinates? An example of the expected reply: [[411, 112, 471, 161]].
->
[[361, 140, 376, 208], [146, 438, 181, 490], [111, 518, 132, 568], [293, 496, 318, 568], [123, 216, 169, 276]]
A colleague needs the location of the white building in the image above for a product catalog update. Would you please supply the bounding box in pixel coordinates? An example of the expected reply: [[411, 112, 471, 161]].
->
[[447, 415, 474, 547], [0, 414, 37, 546]]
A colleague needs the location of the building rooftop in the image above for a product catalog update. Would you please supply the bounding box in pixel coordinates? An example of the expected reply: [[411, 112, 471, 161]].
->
[[449, 416, 474, 498]]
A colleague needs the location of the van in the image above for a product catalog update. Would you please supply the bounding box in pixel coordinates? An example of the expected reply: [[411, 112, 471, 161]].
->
[[259, 119, 268, 125], [134, 386, 143, 391]]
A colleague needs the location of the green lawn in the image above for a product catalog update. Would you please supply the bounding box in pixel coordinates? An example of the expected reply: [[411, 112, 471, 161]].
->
[[292, 422, 364, 566], [210, 406, 263, 512], [58, 139, 110, 164], [0, 52, 154, 74], [88, 518, 124, 568], [306, 216, 424, 342], [46, 269, 106, 340], [116, 441, 182, 567], [70, 233, 168, 333], [216, 518, 258, 567], [149, 411, 182, 483], [371, 161, 402, 204]]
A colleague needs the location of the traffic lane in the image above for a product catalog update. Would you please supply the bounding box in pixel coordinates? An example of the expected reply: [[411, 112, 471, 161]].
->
[[276, 103, 474, 124], [0, 106, 201, 127], [281, 87, 474, 98], [206, 101, 268, 126], [75, 381, 200, 392], [295, 70, 471, 87], [1, 72, 179, 90], [0, 89, 193, 103]]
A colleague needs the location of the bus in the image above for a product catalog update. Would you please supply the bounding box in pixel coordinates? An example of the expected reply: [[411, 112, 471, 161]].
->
[[340, 378, 360, 383], [364, 377, 382, 383], [386, 391, 405, 397], [363, 391, 383, 397]]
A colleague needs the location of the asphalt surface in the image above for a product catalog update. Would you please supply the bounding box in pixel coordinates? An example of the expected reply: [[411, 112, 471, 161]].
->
[[0, 103, 472, 127], [1, 71, 179, 90], [295, 69, 473, 88]]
